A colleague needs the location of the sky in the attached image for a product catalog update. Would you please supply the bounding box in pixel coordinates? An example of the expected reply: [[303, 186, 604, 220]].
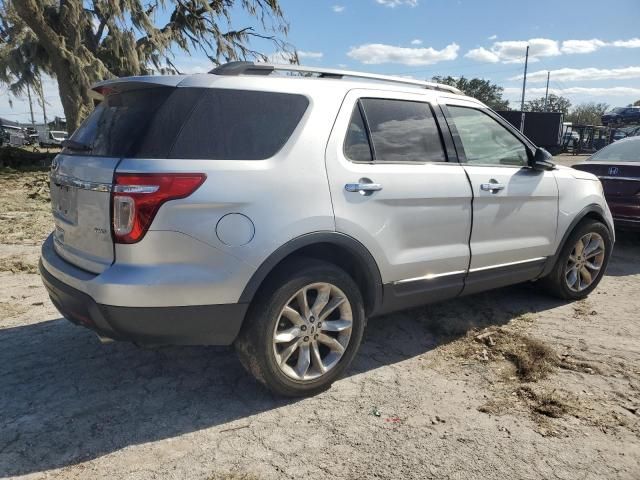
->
[[2, 0, 640, 124]]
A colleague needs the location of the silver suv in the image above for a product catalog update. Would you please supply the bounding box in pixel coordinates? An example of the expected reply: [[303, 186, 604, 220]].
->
[[40, 62, 614, 396]]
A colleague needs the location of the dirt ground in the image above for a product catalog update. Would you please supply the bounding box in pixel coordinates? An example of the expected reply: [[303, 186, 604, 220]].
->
[[1, 158, 639, 480]]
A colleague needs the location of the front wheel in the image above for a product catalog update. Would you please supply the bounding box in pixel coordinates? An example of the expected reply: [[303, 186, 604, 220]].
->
[[235, 258, 366, 397], [541, 219, 612, 300]]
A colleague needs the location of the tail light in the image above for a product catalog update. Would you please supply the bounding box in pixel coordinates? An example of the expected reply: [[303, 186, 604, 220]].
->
[[112, 173, 206, 244]]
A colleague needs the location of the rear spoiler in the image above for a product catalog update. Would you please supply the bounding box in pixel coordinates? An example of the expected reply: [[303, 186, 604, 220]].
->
[[90, 75, 187, 101]]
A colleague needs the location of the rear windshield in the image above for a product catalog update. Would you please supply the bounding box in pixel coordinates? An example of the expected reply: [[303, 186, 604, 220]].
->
[[589, 139, 639, 162], [65, 87, 309, 160]]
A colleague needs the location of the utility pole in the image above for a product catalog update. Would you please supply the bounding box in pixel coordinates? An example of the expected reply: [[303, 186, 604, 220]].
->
[[543, 71, 550, 111], [26, 83, 36, 127], [39, 77, 48, 128], [519, 45, 529, 133]]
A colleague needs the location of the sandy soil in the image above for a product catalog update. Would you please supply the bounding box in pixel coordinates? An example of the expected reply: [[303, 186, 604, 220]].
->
[[0, 166, 638, 480]]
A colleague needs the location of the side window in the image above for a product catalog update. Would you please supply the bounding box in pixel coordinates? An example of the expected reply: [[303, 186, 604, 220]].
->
[[343, 98, 446, 163], [168, 89, 309, 160], [344, 105, 373, 162], [447, 106, 529, 167]]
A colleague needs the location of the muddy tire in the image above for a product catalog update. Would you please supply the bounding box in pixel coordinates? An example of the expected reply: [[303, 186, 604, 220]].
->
[[235, 258, 366, 397], [541, 219, 612, 300]]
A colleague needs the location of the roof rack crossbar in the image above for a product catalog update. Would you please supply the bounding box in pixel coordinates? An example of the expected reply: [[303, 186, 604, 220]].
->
[[208, 61, 463, 95]]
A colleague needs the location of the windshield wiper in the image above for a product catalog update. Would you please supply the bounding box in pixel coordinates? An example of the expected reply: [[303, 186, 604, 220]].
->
[[61, 139, 91, 151]]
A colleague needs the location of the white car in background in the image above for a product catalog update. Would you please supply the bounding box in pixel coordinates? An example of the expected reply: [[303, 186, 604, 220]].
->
[[40, 130, 68, 147]]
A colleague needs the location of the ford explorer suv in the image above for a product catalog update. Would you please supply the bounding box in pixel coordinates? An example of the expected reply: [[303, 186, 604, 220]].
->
[[40, 62, 614, 397]]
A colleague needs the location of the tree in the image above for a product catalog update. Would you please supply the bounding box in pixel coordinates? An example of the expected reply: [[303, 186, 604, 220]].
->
[[524, 94, 571, 114], [431, 76, 509, 110], [634, 100, 640, 107], [0, 0, 291, 131], [566, 102, 610, 126]]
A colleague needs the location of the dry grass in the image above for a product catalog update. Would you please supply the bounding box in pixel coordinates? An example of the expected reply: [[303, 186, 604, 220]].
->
[[496, 333, 558, 382], [572, 299, 596, 319], [517, 386, 571, 418], [0, 301, 29, 319], [445, 323, 577, 422], [0, 254, 39, 274], [558, 355, 601, 375], [449, 327, 560, 382], [0, 167, 53, 245], [478, 386, 573, 420]]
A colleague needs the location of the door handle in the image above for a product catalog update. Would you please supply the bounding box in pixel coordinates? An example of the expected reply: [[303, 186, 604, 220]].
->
[[345, 180, 383, 196], [480, 182, 505, 193]]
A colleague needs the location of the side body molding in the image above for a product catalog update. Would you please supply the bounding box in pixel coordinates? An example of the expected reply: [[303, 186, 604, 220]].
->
[[238, 232, 384, 314]]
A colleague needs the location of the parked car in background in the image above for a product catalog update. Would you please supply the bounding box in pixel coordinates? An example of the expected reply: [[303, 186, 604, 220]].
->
[[40, 130, 68, 147], [601, 106, 640, 126], [612, 130, 627, 142], [40, 62, 614, 397], [573, 136, 640, 231]]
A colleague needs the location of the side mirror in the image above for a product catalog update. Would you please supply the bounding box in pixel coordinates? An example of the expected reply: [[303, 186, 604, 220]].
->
[[530, 147, 555, 171]]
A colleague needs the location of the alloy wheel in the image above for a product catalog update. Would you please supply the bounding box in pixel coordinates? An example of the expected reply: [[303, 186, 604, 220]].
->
[[272, 282, 353, 381], [565, 232, 605, 292]]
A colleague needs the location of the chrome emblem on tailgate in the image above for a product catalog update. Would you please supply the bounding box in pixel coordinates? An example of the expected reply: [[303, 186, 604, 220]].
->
[[55, 225, 65, 244], [608, 167, 619, 176]]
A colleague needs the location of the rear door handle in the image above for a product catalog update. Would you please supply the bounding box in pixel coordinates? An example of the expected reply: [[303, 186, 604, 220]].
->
[[345, 180, 383, 196], [480, 182, 505, 193]]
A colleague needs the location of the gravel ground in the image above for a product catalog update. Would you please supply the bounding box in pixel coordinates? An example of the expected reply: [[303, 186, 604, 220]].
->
[[0, 161, 638, 480]]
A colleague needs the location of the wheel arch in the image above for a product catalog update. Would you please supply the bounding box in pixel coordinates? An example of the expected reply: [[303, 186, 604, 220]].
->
[[540, 203, 613, 278], [239, 232, 383, 316]]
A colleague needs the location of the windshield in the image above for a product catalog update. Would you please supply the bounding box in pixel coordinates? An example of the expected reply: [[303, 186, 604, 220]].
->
[[589, 139, 639, 162], [611, 108, 625, 114]]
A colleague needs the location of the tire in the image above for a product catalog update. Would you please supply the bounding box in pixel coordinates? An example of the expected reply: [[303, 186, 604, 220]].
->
[[235, 257, 366, 397], [541, 219, 612, 300]]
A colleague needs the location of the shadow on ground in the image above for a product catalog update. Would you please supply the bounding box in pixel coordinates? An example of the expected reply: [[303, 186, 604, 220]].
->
[[605, 230, 640, 277], [0, 233, 637, 476]]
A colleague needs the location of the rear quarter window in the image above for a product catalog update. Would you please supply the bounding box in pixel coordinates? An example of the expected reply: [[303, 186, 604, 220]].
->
[[166, 89, 309, 160]]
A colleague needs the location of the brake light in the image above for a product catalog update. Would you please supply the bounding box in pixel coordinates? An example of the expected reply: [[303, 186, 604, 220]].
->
[[112, 173, 206, 244]]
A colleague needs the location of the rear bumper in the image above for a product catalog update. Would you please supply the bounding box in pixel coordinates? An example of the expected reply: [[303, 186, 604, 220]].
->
[[40, 254, 248, 346], [609, 199, 640, 231]]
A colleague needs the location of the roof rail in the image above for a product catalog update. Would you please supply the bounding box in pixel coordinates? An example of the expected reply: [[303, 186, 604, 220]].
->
[[209, 61, 463, 95]]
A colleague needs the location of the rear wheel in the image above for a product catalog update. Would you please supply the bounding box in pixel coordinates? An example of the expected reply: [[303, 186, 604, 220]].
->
[[542, 219, 612, 300], [235, 258, 366, 397]]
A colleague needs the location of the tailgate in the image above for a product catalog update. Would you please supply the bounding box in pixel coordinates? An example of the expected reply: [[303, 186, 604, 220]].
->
[[601, 176, 640, 197], [48, 81, 182, 273], [51, 154, 118, 273]]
